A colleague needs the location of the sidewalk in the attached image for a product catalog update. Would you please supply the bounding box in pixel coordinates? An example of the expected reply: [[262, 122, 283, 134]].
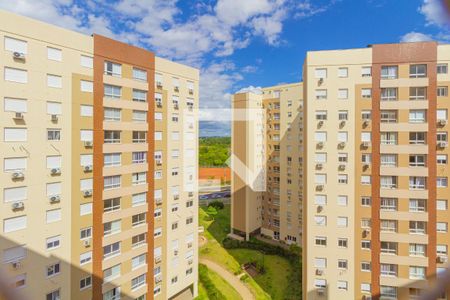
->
[[199, 258, 255, 300]]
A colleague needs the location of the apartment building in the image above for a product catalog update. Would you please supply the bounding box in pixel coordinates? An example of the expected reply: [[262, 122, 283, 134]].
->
[[0, 10, 198, 300], [303, 42, 450, 299], [231, 83, 303, 244]]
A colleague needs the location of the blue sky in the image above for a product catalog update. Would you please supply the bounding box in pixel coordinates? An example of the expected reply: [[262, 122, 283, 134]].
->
[[2, 0, 449, 136]]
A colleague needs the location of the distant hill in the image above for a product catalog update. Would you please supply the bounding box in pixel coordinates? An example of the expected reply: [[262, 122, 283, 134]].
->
[[199, 136, 231, 167]]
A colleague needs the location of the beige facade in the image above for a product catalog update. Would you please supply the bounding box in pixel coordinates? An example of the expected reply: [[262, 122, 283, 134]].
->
[[303, 42, 450, 300], [0, 10, 198, 300], [231, 83, 303, 244]]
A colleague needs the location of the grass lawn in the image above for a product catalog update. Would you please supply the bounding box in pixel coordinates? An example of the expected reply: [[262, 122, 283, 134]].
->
[[228, 249, 292, 300], [197, 264, 242, 300], [196, 281, 209, 300], [199, 206, 271, 299]]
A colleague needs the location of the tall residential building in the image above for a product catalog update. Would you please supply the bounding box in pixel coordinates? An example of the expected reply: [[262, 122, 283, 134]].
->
[[0, 10, 198, 300], [231, 83, 303, 244], [303, 42, 450, 299]]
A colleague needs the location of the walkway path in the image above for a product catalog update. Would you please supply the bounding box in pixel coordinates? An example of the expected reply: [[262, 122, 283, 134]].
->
[[199, 258, 255, 300]]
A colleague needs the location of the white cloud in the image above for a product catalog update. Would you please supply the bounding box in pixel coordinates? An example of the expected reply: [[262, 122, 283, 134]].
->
[[419, 0, 450, 28], [237, 85, 263, 94], [400, 31, 434, 43]]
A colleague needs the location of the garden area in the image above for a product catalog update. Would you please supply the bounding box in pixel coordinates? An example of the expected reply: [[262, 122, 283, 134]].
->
[[197, 202, 302, 300]]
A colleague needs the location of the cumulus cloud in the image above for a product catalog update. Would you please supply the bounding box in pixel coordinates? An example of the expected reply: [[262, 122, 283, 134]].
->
[[400, 31, 434, 42], [237, 86, 264, 94], [419, 0, 450, 28]]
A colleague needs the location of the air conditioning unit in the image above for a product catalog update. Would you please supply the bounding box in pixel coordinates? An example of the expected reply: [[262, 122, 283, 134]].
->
[[156, 82, 162, 88], [155, 198, 162, 205], [317, 205, 323, 213], [11, 261, 22, 270], [363, 163, 370, 169], [156, 160, 162, 166], [155, 275, 162, 283], [437, 256, 448, 263], [83, 165, 93, 172], [12, 202, 24, 210], [154, 256, 162, 264], [438, 141, 448, 148], [317, 289, 325, 296], [188, 192, 194, 197], [189, 89, 194, 95], [362, 141, 371, 148], [316, 163, 323, 169], [340, 120, 346, 127], [51, 168, 61, 175], [187, 242, 193, 248], [84, 141, 93, 147], [12, 172, 24, 180], [316, 184, 324, 191], [316, 142, 324, 148], [14, 112, 24, 120], [316, 269, 323, 275], [51, 114, 58, 121], [174, 104, 179, 109], [338, 142, 346, 148], [338, 164, 346, 171], [363, 229, 370, 236], [188, 258, 193, 265], [173, 195, 179, 200], [83, 239, 91, 247], [363, 120, 370, 126], [174, 249, 179, 256], [13, 52, 25, 60], [49, 195, 61, 203], [83, 189, 93, 197], [318, 120, 324, 127], [438, 119, 447, 126], [156, 102, 163, 108], [174, 87, 179, 92], [318, 78, 324, 85]]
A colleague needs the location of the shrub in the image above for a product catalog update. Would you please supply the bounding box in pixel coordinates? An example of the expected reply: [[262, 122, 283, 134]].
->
[[240, 274, 249, 281], [206, 206, 218, 216], [198, 264, 226, 300], [208, 200, 225, 210]]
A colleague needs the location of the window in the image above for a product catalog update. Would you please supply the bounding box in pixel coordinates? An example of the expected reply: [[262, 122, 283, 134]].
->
[[337, 195, 347, 206], [154, 208, 162, 218], [132, 193, 146, 207], [155, 112, 163, 120], [104, 153, 121, 167], [47, 182, 61, 197], [133, 68, 147, 81], [46, 289, 60, 300], [186, 216, 194, 225], [338, 67, 348, 77], [381, 241, 397, 254], [361, 262, 371, 272], [132, 253, 147, 270], [381, 286, 397, 298], [337, 131, 348, 142], [438, 63, 448, 74], [314, 195, 326, 205], [132, 131, 147, 143], [132, 172, 147, 185], [315, 236, 327, 246], [47, 74, 62, 88], [80, 276, 92, 290], [46, 209, 62, 223], [104, 220, 121, 236], [437, 245, 448, 256], [338, 153, 348, 163], [361, 240, 371, 250], [381, 132, 397, 145], [438, 86, 448, 97], [104, 198, 120, 212], [46, 235, 61, 250], [47, 47, 62, 61], [4, 128, 27, 142], [381, 154, 397, 166], [410, 87, 427, 100], [104, 61, 121, 77], [361, 66, 372, 77], [133, 110, 147, 122], [4, 216, 27, 233], [337, 217, 348, 227], [381, 198, 397, 211], [131, 274, 146, 290], [4, 67, 27, 83], [103, 242, 121, 259], [338, 110, 348, 120], [104, 131, 120, 143], [437, 109, 448, 121], [104, 84, 121, 99], [437, 222, 448, 233], [361, 175, 371, 185], [409, 243, 426, 256], [3, 186, 27, 203], [314, 216, 326, 226], [409, 154, 426, 167], [132, 213, 146, 227], [409, 266, 426, 279], [47, 129, 61, 141], [314, 257, 327, 268], [380, 110, 397, 123], [338, 259, 348, 269], [315, 153, 327, 163], [46, 262, 60, 277], [132, 233, 147, 248], [338, 238, 348, 248], [338, 89, 348, 99], [361, 88, 372, 98], [437, 132, 448, 142], [409, 221, 426, 234], [381, 264, 397, 277], [315, 174, 326, 184], [3, 157, 27, 172], [409, 110, 426, 123], [104, 108, 121, 121], [361, 196, 371, 206], [409, 176, 426, 190], [80, 55, 93, 68], [361, 218, 371, 228], [3, 245, 26, 264], [437, 200, 447, 211], [410, 64, 427, 78], [104, 264, 121, 282], [437, 177, 448, 188], [409, 132, 426, 144], [314, 68, 327, 78], [80, 105, 93, 117], [315, 89, 327, 100], [381, 88, 397, 101], [361, 132, 371, 142], [381, 65, 398, 79], [80, 129, 93, 142], [409, 199, 426, 212], [4, 36, 27, 53], [381, 220, 397, 232], [104, 175, 121, 190], [133, 89, 147, 102], [338, 174, 348, 184], [4, 97, 27, 113], [80, 227, 92, 240], [80, 203, 93, 216], [315, 131, 327, 142]]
